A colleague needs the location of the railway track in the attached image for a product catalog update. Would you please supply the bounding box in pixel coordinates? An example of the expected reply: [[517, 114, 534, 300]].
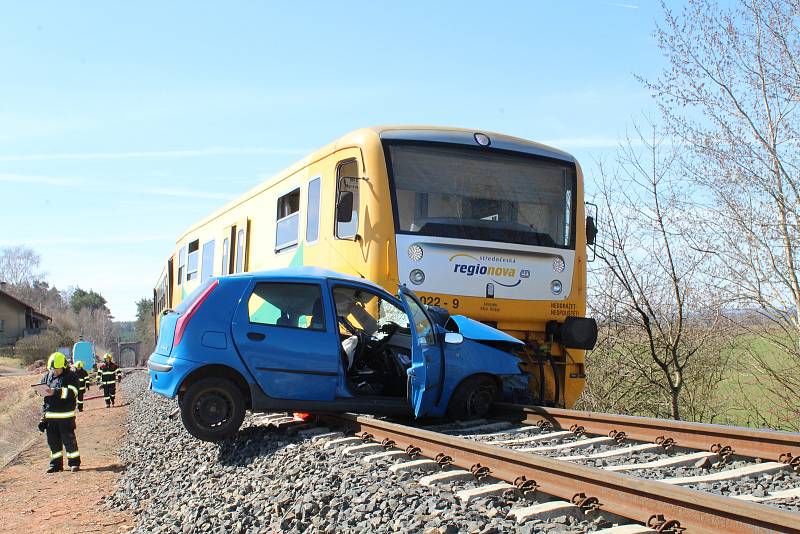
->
[[266, 405, 800, 533]]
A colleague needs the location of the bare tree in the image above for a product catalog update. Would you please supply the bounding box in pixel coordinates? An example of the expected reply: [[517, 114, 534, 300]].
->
[[0, 245, 45, 288], [583, 118, 730, 421], [579, 268, 662, 416], [77, 307, 118, 354], [648, 0, 800, 427]]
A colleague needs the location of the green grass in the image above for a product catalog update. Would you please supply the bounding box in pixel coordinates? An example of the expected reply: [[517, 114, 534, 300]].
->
[[715, 332, 798, 429]]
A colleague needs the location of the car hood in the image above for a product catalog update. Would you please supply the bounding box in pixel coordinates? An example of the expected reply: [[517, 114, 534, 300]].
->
[[447, 315, 524, 345]]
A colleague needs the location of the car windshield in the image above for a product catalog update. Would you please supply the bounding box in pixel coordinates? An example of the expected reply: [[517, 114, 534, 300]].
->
[[387, 142, 576, 248]]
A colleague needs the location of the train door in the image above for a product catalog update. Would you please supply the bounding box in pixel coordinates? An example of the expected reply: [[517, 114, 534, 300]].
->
[[154, 258, 174, 337], [335, 155, 361, 241], [167, 256, 174, 308], [232, 218, 250, 273], [220, 226, 234, 275], [332, 152, 368, 278]]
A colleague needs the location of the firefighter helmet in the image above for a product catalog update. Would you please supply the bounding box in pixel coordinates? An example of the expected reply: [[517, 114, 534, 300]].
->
[[48, 352, 67, 369]]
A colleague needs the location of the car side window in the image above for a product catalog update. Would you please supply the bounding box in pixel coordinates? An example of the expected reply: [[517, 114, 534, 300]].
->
[[248, 282, 326, 331], [400, 292, 436, 346]]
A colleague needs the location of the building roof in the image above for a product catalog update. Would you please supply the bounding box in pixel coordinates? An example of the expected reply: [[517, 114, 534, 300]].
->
[[0, 288, 52, 321]]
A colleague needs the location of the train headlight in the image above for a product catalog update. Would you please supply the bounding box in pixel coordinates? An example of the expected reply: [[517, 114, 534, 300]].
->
[[552, 256, 565, 273], [407, 244, 423, 262], [409, 269, 425, 285], [550, 280, 563, 295]]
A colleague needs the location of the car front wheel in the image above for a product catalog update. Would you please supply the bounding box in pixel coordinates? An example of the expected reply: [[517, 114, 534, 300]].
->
[[179, 377, 245, 441], [447, 375, 498, 420]]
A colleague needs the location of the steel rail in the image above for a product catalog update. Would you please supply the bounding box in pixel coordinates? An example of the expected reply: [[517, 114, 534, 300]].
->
[[319, 413, 800, 534], [491, 403, 800, 462]]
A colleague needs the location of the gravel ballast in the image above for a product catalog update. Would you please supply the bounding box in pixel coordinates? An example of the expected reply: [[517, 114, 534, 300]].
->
[[108, 373, 621, 533]]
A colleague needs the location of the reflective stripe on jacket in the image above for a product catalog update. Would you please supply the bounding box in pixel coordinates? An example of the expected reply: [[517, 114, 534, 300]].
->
[[98, 362, 120, 385], [41, 369, 79, 420], [75, 368, 89, 392]]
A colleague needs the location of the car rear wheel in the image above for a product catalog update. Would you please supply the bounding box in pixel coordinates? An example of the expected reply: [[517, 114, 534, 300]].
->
[[180, 377, 245, 441], [447, 375, 498, 420]]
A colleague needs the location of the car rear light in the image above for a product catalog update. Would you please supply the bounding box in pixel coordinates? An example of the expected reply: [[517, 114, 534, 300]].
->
[[173, 279, 219, 349]]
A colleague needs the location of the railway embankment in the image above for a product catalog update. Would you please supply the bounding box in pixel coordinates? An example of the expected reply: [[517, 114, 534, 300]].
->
[[109, 373, 610, 533], [109, 373, 800, 532]]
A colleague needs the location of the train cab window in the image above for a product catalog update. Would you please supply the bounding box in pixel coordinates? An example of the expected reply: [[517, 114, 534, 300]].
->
[[187, 240, 200, 281], [201, 240, 215, 280], [248, 282, 325, 330], [336, 159, 359, 239], [221, 237, 230, 275], [306, 177, 321, 243], [276, 189, 300, 251], [177, 246, 187, 285]]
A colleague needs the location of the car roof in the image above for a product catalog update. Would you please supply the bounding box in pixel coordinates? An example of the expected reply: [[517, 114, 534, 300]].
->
[[220, 266, 391, 294]]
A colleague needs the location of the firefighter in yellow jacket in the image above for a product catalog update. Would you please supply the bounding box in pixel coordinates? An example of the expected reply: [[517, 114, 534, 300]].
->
[[38, 352, 81, 472], [96, 353, 122, 407]]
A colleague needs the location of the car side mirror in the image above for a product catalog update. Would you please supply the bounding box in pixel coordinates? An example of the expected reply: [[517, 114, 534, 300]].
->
[[337, 192, 354, 224], [444, 332, 464, 344], [586, 215, 598, 246]]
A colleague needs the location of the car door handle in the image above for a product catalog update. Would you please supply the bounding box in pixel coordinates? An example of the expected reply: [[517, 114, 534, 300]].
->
[[247, 332, 266, 341]]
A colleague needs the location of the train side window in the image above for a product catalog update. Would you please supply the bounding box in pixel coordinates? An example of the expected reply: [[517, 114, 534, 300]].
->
[[306, 177, 321, 243], [177, 246, 187, 285], [187, 240, 200, 281], [201, 240, 215, 280], [276, 188, 300, 251], [336, 159, 359, 239], [221, 237, 230, 275]]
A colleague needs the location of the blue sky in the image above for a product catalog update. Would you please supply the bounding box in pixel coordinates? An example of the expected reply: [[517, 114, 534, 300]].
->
[[0, 1, 666, 320]]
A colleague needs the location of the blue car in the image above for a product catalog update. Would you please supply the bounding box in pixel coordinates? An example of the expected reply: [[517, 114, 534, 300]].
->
[[147, 267, 527, 441]]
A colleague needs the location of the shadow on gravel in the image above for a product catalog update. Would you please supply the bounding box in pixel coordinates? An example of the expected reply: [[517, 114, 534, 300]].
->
[[81, 463, 126, 473], [216, 424, 301, 467]]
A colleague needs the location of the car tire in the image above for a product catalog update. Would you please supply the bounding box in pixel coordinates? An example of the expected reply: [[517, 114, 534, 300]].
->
[[180, 377, 245, 441], [447, 375, 498, 420]]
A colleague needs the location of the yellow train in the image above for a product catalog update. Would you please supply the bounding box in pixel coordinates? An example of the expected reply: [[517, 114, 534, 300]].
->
[[153, 126, 597, 407]]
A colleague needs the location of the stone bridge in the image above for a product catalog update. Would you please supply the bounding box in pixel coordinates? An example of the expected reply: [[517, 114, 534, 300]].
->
[[117, 341, 144, 367]]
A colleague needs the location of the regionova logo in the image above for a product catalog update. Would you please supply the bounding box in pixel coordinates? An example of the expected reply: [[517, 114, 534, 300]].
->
[[448, 253, 527, 287]]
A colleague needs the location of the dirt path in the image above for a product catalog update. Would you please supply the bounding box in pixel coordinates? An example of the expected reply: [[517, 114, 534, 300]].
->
[[0, 373, 41, 468], [0, 389, 135, 533]]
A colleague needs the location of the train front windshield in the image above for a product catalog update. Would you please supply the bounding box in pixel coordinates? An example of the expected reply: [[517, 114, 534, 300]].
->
[[386, 142, 576, 249]]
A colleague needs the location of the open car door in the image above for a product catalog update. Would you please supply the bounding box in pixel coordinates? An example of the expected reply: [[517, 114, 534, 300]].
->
[[398, 286, 444, 417]]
